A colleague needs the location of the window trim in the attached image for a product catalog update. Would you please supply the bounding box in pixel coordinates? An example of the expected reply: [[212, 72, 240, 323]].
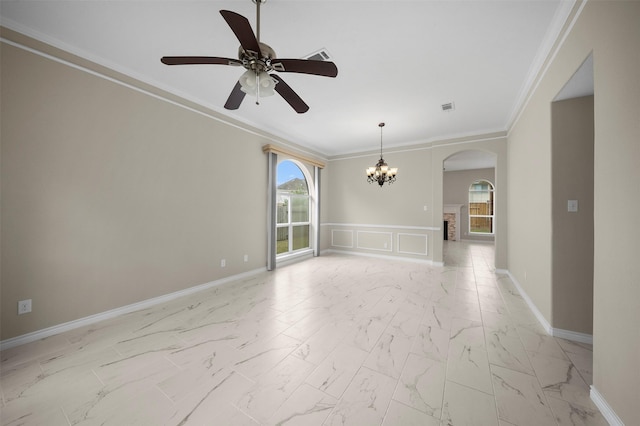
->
[[468, 179, 495, 235], [265, 144, 323, 269], [275, 160, 313, 256], [276, 192, 311, 255]]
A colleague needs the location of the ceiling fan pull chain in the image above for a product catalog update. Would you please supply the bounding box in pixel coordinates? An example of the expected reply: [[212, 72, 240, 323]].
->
[[255, 72, 260, 105]]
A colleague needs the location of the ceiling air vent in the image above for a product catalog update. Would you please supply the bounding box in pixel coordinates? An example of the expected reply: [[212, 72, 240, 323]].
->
[[304, 48, 332, 62], [441, 102, 455, 112]]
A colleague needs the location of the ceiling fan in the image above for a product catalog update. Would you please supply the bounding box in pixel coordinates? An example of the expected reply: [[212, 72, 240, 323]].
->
[[160, 0, 338, 113]]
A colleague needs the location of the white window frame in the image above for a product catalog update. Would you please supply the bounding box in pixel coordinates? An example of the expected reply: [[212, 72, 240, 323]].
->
[[276, 191, 311, 255], [468, 180, 495, 235], [275, 160, 313, 257]]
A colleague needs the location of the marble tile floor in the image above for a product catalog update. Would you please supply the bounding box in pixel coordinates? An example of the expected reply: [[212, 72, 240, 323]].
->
[[1, 242, 607, 425]]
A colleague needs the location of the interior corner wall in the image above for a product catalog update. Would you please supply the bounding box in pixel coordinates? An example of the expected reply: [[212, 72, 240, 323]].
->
[[506, 92, 553, 323], [1, 42, 269, 340], [443, 168, 495, 242], [551, 96, 594, 335], [507, 1, 640, 424]]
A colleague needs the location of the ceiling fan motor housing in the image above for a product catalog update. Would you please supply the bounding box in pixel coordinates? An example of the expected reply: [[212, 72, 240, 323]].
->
[[239, 42, 276, 72]]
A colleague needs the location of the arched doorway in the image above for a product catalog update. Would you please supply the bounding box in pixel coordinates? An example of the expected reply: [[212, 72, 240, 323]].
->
[[442, 149, 498, 266]]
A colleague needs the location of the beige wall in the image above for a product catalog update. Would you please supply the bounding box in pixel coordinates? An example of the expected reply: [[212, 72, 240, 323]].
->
[[507, 1, 640, 423], [1, 41, 274, 340], [328, 148, 434, 226], [325, 147, 436, 260], [551, 96, 594, 335], [325, 136, 507, 267], [443, 168, 495, 242]]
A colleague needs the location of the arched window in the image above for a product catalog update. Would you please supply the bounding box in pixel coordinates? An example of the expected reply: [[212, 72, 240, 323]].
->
[[469, 180, 494, 234], [276, 160, 310, 255]]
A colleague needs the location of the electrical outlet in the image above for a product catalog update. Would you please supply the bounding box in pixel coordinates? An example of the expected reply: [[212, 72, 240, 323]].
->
[[18, 299, 32, 315], [244, 254, 249, 262], [220, 259, 226, 267]]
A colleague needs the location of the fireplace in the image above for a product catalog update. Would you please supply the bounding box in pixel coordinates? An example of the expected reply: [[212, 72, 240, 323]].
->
[[443, 204, 464, 241]]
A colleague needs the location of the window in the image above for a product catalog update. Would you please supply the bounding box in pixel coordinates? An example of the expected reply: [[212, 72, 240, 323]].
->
[[469, 180, 494, 234], [276, 161, 310, 255]]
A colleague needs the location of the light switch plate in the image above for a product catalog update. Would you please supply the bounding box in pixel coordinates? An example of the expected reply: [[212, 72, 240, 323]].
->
[[568, 199, 578, 212]]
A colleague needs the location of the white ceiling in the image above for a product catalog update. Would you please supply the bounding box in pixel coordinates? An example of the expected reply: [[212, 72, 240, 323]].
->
[[1, 0, 575, 158]]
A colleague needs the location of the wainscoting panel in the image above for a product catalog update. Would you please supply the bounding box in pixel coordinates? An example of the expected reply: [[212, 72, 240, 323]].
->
[[323, 223, 437, 261], [356, 231, 393, 252], [331, 229, 354, 248], [397, 233, 428, 256]]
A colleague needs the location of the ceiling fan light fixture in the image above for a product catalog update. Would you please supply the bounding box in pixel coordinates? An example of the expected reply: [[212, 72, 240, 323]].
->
[[160, 1, 337, 112], [239, 70, 277, 96]]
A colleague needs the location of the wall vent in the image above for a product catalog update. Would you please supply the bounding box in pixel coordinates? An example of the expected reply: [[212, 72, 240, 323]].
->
[[441, 102, 455, 112], [304, 49, 332, 61]]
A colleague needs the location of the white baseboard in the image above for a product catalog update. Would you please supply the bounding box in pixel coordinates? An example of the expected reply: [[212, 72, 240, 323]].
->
[[505, 270, 629, 424], [590, 386, 625, 426], [551, 327, 593, 345], [0, 267, 267, 351], [505, 270, 595, 345], [505, 270, 553, 335]]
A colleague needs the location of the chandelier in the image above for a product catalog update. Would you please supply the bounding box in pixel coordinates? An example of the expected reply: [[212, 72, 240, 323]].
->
[[366, 122, 398, 187]]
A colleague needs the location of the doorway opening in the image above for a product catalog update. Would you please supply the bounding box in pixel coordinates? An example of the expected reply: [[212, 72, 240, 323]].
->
[[443, 150, 497, 267]]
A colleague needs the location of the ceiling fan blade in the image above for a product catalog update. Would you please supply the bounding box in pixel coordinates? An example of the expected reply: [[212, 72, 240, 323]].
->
[[220, 10, 261, 56], [271, 59, 338, 78], [161, 56, 242, 66], [224, 81, 246, 110], [271, 75, 309, 114]]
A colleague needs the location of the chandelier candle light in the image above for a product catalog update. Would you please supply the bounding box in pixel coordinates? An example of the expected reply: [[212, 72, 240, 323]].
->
[[366, 122, 398, 187]]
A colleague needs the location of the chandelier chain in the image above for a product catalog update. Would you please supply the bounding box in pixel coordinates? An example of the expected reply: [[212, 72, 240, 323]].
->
[[379, 122, 384, 159]]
